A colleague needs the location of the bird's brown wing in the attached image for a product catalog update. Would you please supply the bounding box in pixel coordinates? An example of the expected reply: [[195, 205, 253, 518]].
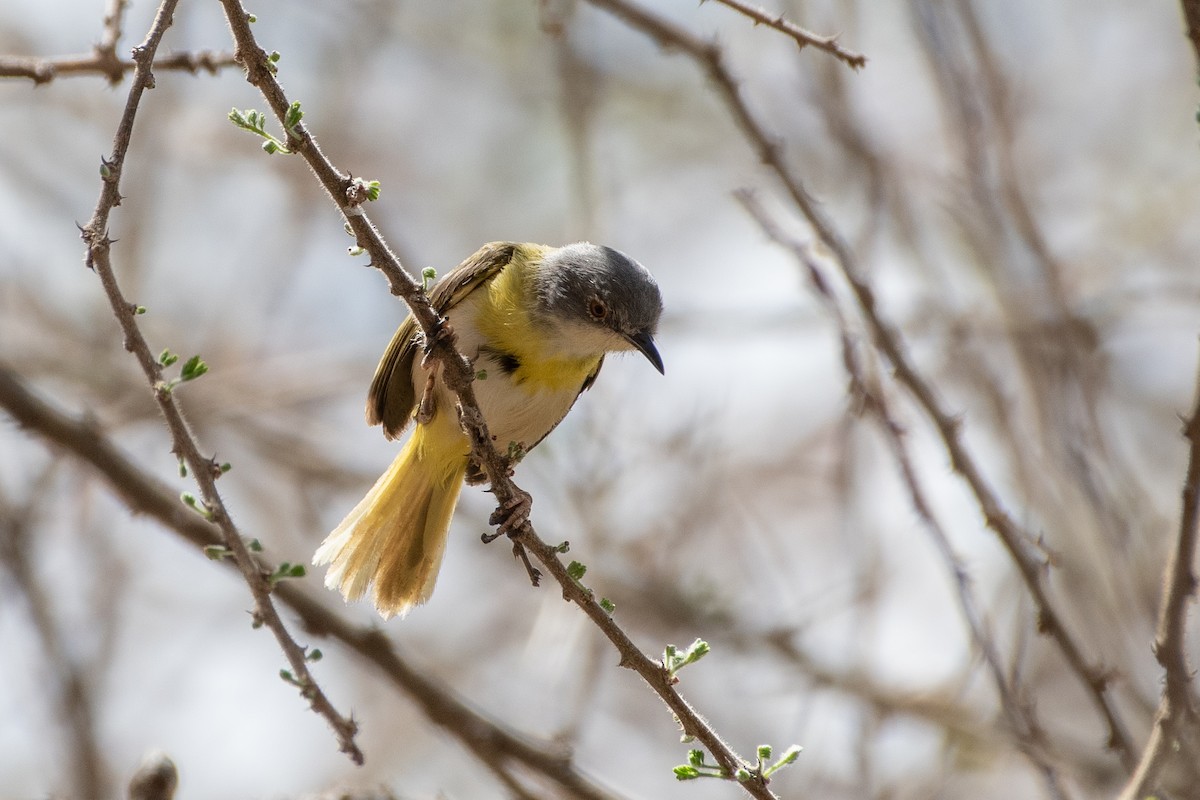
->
[[366, 242, 518, 439]]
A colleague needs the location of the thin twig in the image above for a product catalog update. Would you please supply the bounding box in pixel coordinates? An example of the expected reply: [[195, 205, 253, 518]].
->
[[583, 0, 1136, 768], [214, 2, 780, 795], [0, 50, 239, 85], [99, 0, 130, 56], [74, 0, 362, 765], [703, 0, 866, 69], [0, 362, 623, 800], [1118, 357, 1200, 800]]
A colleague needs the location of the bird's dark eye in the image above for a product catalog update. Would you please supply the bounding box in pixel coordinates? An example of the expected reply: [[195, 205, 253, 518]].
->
[[587, 297, 608, 321]]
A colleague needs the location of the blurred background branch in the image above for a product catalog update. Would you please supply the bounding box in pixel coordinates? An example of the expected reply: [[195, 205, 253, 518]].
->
[[0, 0, 235, 82]]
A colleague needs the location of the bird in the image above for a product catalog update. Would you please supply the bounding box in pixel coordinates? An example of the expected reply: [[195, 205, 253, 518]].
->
[[313, 241, 664, 619]]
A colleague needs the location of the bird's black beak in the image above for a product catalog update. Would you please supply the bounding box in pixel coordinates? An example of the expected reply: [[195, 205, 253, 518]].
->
[[625, 330, 664, 374]]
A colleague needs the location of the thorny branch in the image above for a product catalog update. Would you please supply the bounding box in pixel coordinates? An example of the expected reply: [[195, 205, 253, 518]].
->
[[214, 0, 780, 795], [74, 0, 362, 765], [580, 0, 1136, 769], [703, 0, 866, 69], [1118, 359, 1200, 799], [0, 362, 622, 800]]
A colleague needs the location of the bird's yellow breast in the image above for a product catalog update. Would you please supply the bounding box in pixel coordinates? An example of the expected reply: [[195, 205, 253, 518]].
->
[[472, 250, 602, 393]]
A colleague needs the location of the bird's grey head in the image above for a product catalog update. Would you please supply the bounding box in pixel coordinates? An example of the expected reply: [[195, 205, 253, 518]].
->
[[534, 243, 664, 373]]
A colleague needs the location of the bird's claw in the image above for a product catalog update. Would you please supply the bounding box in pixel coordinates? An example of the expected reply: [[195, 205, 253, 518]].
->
[[415, 372, 438, 424], [420, 319, 456, 368], [483, 490, 533, 543]]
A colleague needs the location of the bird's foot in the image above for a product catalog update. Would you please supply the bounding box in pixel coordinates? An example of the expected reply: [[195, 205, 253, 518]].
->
[[482, 490, 541, 586], [414, 372, 438, 424], [420, 319, 456, 369], [483, 489, 533, 542]]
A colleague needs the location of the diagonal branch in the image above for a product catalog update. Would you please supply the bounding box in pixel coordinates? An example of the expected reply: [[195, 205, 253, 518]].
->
[[0, 362, 622, 800], [1118, 358, 1200, 800], [74, 0, 361, 765], [582, 0, 1137, 768], [213, 2, 782, 795], [703, 0, 866, 69]]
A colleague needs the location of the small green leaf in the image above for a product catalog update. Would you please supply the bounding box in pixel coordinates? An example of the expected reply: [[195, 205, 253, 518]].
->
[[735, 768, 752, 782], [269, 560, 308, 588], [283, 101, 303, 135], [268, 50, 281, 63], [664, 638, 710, 676], [505, 441, 528, 463], [757, 744, 772, 762], [181, 492, 213, 520], [179, 355, 208, 382], [673, 766, 701, 781], [203, 544, 230, 560], [306, 648, 323, 662], [229, 107, 291, 154], [421, 266, 437, 291], [475, 370, 488, 381], [178, 459, 188, 477], [763, 745, 803, 777], [599, 597, 616, 614], [158, 349, 178, 367], [566, 560, 587, 581], [247, 12, 257, 23], [688, 749, 705, 767], [219, 462, 232, 474], [554, 540, 570, 553], [134, 305, 147, 315], [99, 162, 112, 179], [246, 538, 263, 552], [348, 246, 365, 257]]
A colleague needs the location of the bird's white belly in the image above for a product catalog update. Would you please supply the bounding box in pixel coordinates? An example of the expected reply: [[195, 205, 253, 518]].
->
[[469, 353, 581, 449], [413, 296, 585, 452]]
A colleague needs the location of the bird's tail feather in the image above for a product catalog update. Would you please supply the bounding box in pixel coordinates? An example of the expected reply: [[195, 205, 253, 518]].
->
[[314, 421, 467, 619]]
